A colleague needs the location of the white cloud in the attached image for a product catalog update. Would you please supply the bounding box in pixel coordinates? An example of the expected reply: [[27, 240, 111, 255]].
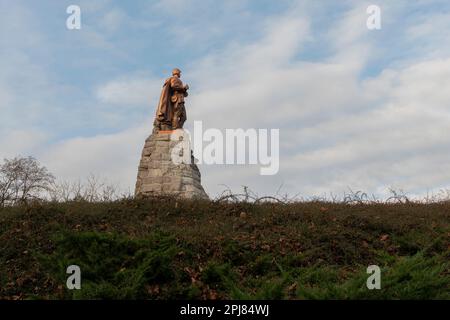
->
[[405, 12, 450, 59], [267, 57, 450, 198], [99, 7, 127, 32], [96, 75, 162, 106], [40, 124, 149, 192], [0, 130, 48, 160]]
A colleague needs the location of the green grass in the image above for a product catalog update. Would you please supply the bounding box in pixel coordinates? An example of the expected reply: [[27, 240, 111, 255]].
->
[[0, 198, 449, 299], [39, 231, 184, 299]]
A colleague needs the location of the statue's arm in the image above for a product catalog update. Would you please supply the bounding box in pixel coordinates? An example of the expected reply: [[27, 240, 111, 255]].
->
[[170, 77, 189, 92]]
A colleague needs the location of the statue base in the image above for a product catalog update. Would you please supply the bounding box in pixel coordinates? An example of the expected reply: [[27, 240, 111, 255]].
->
[[134, 129, 209, 200]]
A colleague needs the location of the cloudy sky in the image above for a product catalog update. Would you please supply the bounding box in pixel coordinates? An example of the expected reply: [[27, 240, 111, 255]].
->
[[1, 0, 450, 199]]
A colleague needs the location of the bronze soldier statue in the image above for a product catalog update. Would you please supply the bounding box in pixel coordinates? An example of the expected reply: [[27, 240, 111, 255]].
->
[[153, 68, 189, 131]]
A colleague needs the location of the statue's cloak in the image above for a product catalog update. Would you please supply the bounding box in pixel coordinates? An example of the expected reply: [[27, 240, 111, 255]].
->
[[155, 77, 173, 125]]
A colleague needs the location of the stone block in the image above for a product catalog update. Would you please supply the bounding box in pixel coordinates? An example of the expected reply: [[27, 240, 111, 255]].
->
[[181, 177, 195, 185], [141, 183, 162, 193], [142, 148, 152, 156], [143, 176, 164, 184], [154, 133, 171, 141], [135, 131, 208, 199]]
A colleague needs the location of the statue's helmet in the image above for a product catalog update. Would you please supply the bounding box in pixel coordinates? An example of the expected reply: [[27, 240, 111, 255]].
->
[[172, 68, 181, 76]]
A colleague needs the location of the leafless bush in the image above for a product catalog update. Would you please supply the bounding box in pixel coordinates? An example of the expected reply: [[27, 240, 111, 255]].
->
[[215, 185, 295, 204], [49, 174, 122, 202], [343, 188, 370, 204], [0, 156, 55, 206], [422, 189, 450, 204], [386, 188, 410, 204], [214, 185, 450, 205]]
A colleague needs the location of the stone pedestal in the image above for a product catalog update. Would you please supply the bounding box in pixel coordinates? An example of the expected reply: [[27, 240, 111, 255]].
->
[[135, 129, 208, 199]]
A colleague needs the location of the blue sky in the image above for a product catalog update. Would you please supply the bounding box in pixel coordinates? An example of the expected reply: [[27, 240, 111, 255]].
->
[[1, 0, 450, 199]]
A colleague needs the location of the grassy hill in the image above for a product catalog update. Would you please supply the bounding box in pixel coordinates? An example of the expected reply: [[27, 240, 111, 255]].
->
[[0, 198, 449, 299]]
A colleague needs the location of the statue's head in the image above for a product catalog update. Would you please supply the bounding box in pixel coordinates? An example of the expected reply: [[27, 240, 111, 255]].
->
[[172, 68, 181, 77]]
